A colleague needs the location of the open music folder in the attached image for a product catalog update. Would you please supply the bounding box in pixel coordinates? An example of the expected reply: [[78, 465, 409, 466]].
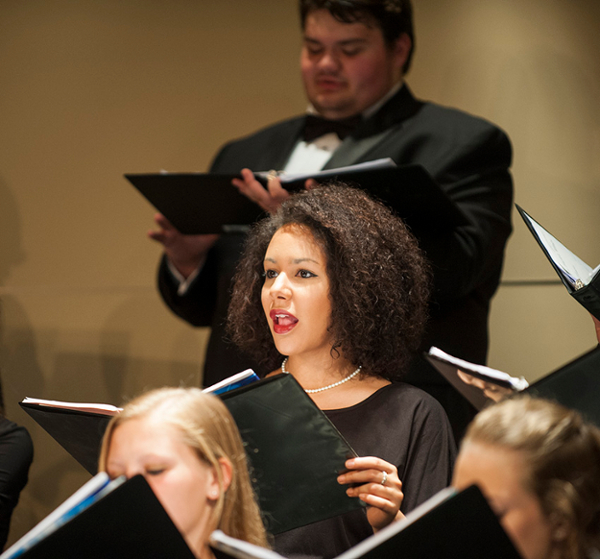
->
[[425, 346, 529, 410], [1, 474, 195, 559], [426, 345, 600, 427], [517, 205, 600, 320], [19, 370, 259, 475], [210, 484, 522, 559], [21, 373, 360, 534], [125, 161, 468, 235]]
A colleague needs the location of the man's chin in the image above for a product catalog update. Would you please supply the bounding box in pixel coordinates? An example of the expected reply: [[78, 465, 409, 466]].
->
[[311, 98, 358, 120]]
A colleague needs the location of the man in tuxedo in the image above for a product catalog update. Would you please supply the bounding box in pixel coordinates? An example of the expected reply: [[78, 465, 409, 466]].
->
[[151, 0, 513, 440]]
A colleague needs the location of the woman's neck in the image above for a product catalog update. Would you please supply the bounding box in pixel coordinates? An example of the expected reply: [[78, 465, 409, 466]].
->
[[187, 519, 215, 559], [283, 353, 390, 410], [197, 544, 213, 559], [285, 353, 355, 390]]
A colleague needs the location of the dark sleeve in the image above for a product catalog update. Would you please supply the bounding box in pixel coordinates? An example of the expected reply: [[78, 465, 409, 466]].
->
[[155, 141, 242, 328], [157, 253, 218, 327], [0, 421, 33, 549], [155, 118, 302, 329], [399, 396, 456, 513], [420, 125, 513, 302]]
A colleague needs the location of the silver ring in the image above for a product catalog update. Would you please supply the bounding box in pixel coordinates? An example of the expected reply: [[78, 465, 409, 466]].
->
[[380, 471, 387, 486]]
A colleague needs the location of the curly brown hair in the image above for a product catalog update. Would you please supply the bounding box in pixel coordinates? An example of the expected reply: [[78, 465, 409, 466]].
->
[[227, 183, 431, 381]]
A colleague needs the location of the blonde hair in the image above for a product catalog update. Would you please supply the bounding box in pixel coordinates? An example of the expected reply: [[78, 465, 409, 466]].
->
[[98, 387, 268, 547], [462, 396, 600, 559]]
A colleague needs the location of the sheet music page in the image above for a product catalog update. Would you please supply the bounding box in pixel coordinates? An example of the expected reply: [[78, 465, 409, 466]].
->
[[203, 369, 260, 395], [255, 158, 397, 184], [21, 397, 121, 415], [524, 213, 593, 287], [427, 347, 529, 391]]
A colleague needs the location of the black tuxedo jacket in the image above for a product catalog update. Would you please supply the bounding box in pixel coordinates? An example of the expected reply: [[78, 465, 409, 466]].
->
[[158, 85, 513, 402]]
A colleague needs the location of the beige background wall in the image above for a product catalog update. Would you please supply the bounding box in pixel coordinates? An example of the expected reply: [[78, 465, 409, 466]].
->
[[1, 0, 599, 545]]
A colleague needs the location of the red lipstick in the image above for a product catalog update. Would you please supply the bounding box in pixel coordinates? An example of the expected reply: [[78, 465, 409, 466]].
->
[[270, 309, 299, 335]]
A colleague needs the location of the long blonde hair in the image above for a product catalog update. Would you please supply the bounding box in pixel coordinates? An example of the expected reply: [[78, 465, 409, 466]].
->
[[462, 396, 600, 559], [98, 387, 268, 547]]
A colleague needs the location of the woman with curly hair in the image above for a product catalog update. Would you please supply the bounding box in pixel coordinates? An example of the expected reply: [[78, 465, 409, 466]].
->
[[228, 183, 455, 558], [453, 396, 600, 559]]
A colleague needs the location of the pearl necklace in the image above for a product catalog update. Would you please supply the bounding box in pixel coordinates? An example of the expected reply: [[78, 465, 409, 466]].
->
[[280, 358, 362, 394]]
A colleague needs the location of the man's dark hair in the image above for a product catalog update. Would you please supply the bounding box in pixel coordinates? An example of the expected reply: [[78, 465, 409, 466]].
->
[[299, 0, 415, 74], [227, 183, 431, 381]]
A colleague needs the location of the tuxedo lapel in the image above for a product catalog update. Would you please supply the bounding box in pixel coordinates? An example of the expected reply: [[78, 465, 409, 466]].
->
[[322, 125, 402, 169], [323, 84, 423, 169]]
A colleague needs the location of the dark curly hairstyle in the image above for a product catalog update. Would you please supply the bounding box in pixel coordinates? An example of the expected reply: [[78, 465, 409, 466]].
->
[[227, 183, 431, 381], [299, 0, 415, 74]]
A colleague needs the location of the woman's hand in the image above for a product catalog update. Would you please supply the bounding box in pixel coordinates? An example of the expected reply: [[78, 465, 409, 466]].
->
[[338, 456, 404, 532]]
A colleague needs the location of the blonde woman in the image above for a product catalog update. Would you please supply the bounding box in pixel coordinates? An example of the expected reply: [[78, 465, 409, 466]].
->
[[98, 388, 268, 559], [453, 396, 600, 559]]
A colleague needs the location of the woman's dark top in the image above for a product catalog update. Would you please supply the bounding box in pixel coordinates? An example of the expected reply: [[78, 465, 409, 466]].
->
[[0, 417, 33, 550], [273, 383, 456, 559]]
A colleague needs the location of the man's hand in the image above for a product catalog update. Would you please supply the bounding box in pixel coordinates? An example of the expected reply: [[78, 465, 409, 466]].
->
[[456, 370, 512, 402], [232, 168, 290, 214], [148, 213, 219, 278]]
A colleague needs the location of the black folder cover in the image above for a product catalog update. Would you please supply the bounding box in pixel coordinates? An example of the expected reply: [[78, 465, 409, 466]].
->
[[125, 165, 468, 235], [525, 345, 600, 428], [12, 475, 195, 559], [20, 375, 360, 535], [219, 374, 360, 534], [517, 205, 600, 320], [19, 404, 111, 475], [210, 485, 522, 559], [352, 485, 520, 559], [426, 344, 600, 428]]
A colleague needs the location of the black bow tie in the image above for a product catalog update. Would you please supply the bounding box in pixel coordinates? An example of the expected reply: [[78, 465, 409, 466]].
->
[[303, 114, 362, 143]]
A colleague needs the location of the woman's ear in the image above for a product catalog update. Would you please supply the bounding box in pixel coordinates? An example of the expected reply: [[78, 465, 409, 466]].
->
[[218, 457, 233, 493], [207, 457, 233, 501]]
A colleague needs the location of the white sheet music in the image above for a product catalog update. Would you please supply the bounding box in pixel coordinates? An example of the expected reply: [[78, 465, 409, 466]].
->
[[255, 158, 396, 184], [522, 212, 595, 288]]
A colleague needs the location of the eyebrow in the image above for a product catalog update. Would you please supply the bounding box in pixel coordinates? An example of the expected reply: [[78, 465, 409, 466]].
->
[[303, 37, 367, 47], [264, 257, 320, 265]]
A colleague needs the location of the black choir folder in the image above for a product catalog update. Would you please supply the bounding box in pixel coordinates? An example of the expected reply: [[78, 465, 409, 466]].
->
[[125, 159, 468, 235], [20, 374, 361, 534], [210, 485, 522, 559], [425, 346, 529, 410], [20, 401, 115, 475], [1, 474, 196, 559], [426, 345, 600, 427], [19, 370, 258, 476], [517, 205, 600, 320]]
